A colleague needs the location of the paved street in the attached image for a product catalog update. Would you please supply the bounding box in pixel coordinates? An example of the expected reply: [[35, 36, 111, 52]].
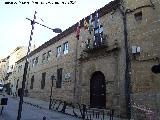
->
[[0, 96, 82, 120]]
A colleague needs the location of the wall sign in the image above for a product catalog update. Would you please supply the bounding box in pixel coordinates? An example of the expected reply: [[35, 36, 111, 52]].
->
[[65, 73, 71, 79]]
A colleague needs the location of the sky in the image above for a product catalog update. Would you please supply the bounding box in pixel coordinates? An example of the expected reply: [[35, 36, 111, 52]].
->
[[0, 0, 112, 58]]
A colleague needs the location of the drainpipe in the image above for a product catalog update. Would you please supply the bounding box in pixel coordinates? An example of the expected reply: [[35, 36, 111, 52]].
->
[[119, 6, 131, 120], [73, 37, 78, 98]]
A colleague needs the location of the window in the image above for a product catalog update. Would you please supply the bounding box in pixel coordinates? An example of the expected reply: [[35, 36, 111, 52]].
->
[[35, 57, 38, 65], [63, 42, 69, 54], [46, 50, 51, 61], [56, 68, 63, 88], [41, 72, 46, 89], [30, 75, 34, 89], [11, 65, 14, 70], [134, 11, 142, 22], [42, 53, 46, 63], [18, 65, 22, 72], [56, 46, 61, 57], [32, 58, 35, 67]]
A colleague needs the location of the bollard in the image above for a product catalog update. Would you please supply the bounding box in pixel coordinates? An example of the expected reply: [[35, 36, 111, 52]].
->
[[43, 116, 46, 120], [109, 109, 114, 120], [82, 104, 86, 119]]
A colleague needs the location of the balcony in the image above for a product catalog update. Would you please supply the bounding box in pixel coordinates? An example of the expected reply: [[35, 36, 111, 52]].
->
[[84, 34, 107, 53], [79, 38, 119, 62]]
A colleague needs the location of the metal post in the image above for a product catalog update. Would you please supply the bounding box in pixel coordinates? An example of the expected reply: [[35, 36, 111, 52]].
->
[[82, 104, 86, 119], [49, 75, 54, 110], [17, 11, 37, 120]]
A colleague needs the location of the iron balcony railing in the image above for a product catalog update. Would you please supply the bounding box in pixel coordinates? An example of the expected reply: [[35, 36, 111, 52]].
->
[[84, 34, 107, 52]]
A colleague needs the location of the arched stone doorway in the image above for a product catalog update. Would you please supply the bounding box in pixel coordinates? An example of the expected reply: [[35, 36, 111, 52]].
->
[[90, 71, 106, 109]]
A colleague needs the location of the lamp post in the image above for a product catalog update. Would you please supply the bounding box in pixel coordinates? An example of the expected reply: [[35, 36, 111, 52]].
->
[[17, 11, 62, 120], [49, 75, 55, 110]]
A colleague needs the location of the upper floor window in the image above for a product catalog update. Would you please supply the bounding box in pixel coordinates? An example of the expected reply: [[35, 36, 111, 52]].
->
[[18, 65, 22, 72], [134, 11, 142, 22], [35, 57, 38, 65], [32, 58, 35, 67], [11, 65, 14, 70], [63, 42, 69, 54], [46, 50, 51, 61], [42, 53, 46, 63], [56, 46, 61, 57]]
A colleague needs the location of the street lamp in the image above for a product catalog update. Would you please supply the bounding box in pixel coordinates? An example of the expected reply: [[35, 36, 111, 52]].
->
[[17, 11, 62, 120], [49, 75, 55, 110], [26, 18, 62, 33]]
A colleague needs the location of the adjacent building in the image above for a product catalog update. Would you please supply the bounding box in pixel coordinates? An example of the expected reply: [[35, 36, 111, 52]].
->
[[4, 0, 160, 119]]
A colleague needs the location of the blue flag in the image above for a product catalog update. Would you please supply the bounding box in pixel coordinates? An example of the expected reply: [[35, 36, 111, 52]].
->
[[94, 10, 99, 29]]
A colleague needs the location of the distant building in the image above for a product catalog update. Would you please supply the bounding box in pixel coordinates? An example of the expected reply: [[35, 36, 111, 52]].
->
[[0, 56, 10, 84], [5, 0, 160, 119], [0, 46, 35, 93]]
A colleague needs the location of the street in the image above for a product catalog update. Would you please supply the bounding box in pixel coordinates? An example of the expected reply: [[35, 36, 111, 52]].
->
[[0, 96, 81, 120]]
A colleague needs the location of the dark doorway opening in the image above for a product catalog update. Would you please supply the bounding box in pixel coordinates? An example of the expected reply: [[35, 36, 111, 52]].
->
[[90, 71, 106, 109]]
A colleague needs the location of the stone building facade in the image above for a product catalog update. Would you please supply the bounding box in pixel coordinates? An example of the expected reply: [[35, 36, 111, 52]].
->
[[125, 0, 160, 119], [0, 57, 9, 82], [13, 0, 160, 119]]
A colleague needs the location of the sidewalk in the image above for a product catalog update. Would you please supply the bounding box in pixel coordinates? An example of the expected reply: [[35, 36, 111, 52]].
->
[[11, 95, 124, 120]]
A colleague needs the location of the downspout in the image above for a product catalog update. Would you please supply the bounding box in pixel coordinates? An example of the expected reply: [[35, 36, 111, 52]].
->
[[74, 32, 79, 98], [119, 6, 131, 120]]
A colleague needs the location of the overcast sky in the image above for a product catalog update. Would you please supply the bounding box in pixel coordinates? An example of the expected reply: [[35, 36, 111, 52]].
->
[[0, 0, 112, 58]]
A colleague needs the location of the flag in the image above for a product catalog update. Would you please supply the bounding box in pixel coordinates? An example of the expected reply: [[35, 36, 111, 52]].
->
[[88, 14, 93, 34], [84, 18, 88, 30], [76, 22, 80, 40], [94, 10, 99, 29]]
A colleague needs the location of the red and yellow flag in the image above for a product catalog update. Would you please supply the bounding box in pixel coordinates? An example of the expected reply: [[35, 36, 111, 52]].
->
[[84, 18, 88, 30]]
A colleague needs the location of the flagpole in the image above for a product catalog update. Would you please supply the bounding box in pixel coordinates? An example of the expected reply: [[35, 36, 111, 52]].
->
[[16, 11, 37, 120]]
